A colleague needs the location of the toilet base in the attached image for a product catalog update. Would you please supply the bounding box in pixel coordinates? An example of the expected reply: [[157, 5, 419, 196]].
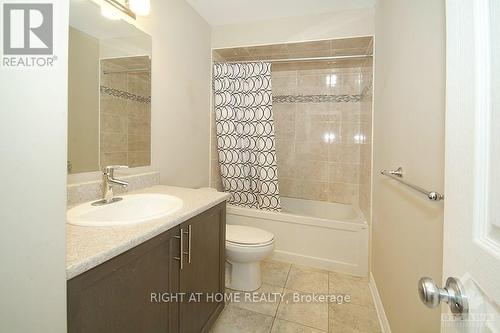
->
[[227, 261, 262, 291]]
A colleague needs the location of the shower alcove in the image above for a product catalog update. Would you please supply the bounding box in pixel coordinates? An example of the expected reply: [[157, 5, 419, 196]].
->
[[211, 37, 374, 274]]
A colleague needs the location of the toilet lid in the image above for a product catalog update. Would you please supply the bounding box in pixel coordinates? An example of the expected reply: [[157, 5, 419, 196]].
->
[[226, 225, 274, 246]]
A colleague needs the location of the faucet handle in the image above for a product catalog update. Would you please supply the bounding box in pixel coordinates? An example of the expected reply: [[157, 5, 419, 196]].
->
[[104, 165, 129, 176]]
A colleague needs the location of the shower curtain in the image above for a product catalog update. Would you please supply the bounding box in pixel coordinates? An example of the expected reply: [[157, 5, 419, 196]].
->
[[213, 62, 281, 211]]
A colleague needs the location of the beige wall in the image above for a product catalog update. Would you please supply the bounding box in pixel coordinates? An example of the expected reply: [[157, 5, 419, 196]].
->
[[137, 0, 212, 187], [372, 0, 445, 332], [212, 8, 374, 49], [0, 1, 69, 331], [68, 27, 100, 173]]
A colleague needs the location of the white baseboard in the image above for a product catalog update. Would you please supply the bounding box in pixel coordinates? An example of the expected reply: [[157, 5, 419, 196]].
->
[[369, 272, 392, 333]]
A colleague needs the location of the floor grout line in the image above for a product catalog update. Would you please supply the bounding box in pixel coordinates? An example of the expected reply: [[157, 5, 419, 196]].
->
[[218, 261, 375, 333], [279, 318, 329, 332]]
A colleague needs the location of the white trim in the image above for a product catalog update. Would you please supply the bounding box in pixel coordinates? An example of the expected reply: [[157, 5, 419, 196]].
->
[[369, 272, 391, 333]]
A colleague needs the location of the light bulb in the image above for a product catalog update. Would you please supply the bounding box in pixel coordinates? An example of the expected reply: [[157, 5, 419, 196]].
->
[[101, 3, 120, 20], [323, 132, 336, 144], [129, 0, 150, 16]]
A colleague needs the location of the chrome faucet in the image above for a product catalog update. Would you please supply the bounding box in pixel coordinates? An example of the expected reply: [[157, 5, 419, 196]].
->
[[92, 165, 129, 206]]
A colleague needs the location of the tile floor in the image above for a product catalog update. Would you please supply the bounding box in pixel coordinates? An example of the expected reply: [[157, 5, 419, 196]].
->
[[211, 260, 381, 333]]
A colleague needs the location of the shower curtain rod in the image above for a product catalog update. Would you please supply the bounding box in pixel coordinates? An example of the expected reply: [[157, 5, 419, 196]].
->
[[102, 68, 150, 74], [218, 54, 373, 64]]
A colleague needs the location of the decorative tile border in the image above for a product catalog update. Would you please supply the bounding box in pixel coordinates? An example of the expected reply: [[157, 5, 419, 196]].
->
[[361, 82, 373, 101], [273, 94, 362, 104], [100, 86, 151, 104], [67, 171, 160, 206]]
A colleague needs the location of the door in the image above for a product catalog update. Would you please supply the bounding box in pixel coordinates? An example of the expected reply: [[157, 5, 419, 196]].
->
[[442, 0, 500, 331]]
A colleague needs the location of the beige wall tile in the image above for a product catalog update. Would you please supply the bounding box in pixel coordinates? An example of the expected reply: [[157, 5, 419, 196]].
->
[[100, 112, 127, 134], [100, 152, 127, 169], [328, 144, 360, 164], [328, 182, 358, 204], [328, 163, 360, 184], [128, 101, 151, 121], [128, 151, 151, 167], [273, 75, 298, 95], [101, 72, 127, 91], [294, 160, 329, 181], [127, 74, 151, 96], [127, 116, 150, 136], [295, 141, 328, 162], [101, 97, 126, 116], [100, 132, 127, 153], [128, 135, 151, 152]]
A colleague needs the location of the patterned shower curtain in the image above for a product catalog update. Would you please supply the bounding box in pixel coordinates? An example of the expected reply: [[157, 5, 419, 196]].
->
[[213, 62, 281, 211]]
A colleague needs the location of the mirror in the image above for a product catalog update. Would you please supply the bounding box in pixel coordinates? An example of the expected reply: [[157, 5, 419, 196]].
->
[[68, 0, 151, 174]]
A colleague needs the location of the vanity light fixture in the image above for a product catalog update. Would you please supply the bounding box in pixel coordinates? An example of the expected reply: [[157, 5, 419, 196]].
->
[[99, 0, 136, 20], [129, 0, 151, 16], [100, 1, 122, 20], [99, 0, 150, 20]]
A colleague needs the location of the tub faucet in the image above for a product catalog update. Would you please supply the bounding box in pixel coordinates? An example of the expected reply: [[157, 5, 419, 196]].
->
[[93, 165, 129, 206]]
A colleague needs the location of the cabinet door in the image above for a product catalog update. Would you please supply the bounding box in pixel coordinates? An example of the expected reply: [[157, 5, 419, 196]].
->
[[179, 203, 226, 333], [168, 226, 182, 332], [68, 230, 173, 333]]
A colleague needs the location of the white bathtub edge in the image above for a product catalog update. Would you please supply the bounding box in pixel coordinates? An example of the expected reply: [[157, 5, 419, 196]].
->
[[271, 250, 367, 277], [227, 205, 367, 232], [369, 272, 392, 333]]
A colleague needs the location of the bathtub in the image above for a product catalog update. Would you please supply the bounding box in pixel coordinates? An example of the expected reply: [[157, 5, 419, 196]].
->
[[226, 197, 369, 276]]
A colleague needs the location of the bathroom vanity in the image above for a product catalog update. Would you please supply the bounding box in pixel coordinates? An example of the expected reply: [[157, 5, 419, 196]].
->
[[66, 186, 228, 333]]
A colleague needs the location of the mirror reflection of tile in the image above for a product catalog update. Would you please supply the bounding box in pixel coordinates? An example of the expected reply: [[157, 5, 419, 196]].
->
[[100, 56, 152, 169]]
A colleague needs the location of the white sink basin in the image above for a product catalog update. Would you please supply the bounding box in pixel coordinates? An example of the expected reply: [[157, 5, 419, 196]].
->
[[67, 193, 183, 227]]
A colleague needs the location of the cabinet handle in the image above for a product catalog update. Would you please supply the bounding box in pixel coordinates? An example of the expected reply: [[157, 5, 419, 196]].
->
[[183, 225, 192, 264], [173, 228, 184, 270]]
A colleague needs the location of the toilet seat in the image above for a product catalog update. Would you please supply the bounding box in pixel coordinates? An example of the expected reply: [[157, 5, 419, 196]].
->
[[226, 225, 274, 247], [226, 239, 274, 247]]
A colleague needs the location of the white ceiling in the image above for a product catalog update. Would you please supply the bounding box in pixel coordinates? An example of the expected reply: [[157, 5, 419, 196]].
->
[[185, 0, 375, 26]]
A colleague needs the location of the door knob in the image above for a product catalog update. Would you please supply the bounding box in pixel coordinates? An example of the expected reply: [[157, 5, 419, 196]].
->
[[418, 277, 468, 314]]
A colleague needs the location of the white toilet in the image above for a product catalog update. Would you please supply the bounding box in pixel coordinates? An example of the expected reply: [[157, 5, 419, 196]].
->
[[225, 224, 275, 291]]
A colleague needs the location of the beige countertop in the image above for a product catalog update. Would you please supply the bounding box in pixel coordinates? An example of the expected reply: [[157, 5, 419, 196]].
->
[[66, 185, 229, 280]]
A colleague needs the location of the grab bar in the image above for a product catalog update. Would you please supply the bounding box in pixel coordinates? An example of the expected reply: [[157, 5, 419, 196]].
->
[[380, 167, 444, 201]]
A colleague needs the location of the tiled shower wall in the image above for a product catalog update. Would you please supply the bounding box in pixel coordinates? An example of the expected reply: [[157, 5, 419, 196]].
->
[[272, 66, 370, 206], [100, 57, 151, 169], [210, 64, 373, 215]]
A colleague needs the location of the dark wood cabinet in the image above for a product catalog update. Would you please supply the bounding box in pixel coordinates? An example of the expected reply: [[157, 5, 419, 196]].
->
[[68, 202, 226, 333], [177, 205, 226, 333]]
